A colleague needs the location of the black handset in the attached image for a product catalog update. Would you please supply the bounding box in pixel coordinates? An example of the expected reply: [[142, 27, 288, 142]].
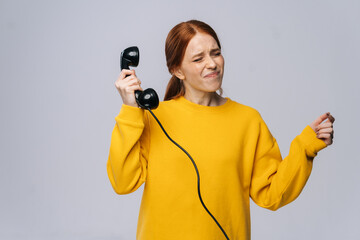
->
[[120, 46, 159, 109]]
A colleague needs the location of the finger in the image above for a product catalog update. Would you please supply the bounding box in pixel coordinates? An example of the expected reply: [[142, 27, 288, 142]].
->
[[316, 121, 333, 131], [318, 121, 333, 128], [312, 112, 330, 126], [127, 78, 141, 86], [126, 84, 143, 93], [317, 127, 333, 134], [115, 76, 140, 90], [120, 69, 134, 77], [115, 75, 133, 86], [119, 69, 136, 79], [317, 133, 331, 139], [123, 74, 139, 83]]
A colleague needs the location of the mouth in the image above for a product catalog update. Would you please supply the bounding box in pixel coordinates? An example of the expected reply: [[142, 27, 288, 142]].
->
[[204, 71, 220, 78]]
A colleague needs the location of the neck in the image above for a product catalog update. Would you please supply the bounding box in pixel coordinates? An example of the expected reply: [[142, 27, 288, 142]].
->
[[183, 91, 224, 106]]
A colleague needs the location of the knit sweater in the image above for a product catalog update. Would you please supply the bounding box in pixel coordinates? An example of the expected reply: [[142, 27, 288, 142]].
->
[[107, 96, 327, 240]]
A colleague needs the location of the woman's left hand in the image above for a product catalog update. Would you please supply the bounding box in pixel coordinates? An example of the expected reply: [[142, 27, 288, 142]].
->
[[309, 112, 335, 146]]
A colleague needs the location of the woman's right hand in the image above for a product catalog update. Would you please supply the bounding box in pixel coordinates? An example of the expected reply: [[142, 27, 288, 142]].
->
[[115, 69, 143, 107]]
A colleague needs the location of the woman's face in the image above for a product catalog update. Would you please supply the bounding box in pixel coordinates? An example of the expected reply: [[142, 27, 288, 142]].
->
[[175, 32, 224, 96]]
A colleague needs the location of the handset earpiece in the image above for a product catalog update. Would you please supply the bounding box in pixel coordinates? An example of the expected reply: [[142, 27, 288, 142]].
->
[[120, 46, 159, 109]]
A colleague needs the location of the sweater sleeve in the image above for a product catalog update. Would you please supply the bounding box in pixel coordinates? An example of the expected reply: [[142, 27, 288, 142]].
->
[[249, 116, 327, 211], [106, 104, 150, 195]]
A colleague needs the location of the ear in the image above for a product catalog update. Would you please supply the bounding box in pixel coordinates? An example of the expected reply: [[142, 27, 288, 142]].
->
[[173, 68, 185, 80]]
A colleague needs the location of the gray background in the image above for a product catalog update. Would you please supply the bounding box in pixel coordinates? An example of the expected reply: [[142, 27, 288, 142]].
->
[[1, 0, 359, 239]]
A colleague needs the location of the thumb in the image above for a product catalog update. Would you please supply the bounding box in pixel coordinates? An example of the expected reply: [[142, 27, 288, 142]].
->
[[309, 112, 329, 132], [312, 112, 330, 126]]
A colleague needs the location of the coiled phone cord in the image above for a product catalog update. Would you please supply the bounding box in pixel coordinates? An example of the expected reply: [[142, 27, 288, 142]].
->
[[147, 108, 230, 240]]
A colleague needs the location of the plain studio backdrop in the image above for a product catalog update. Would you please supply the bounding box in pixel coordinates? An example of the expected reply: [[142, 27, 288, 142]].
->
[[0, 0, 359, 239]]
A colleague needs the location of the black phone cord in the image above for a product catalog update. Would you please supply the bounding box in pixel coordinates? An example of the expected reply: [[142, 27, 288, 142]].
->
[[147, 108, 230, 240]]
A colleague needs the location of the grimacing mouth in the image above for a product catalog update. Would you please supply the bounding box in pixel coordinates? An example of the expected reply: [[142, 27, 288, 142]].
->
[[204, 71, 220, 78]]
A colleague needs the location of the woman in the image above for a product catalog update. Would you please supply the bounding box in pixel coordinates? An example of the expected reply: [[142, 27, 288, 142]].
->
[[107, 20, 335, 240]]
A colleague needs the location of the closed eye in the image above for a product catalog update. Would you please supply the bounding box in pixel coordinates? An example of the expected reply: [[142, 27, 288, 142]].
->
[[212, 51, 221, 56]]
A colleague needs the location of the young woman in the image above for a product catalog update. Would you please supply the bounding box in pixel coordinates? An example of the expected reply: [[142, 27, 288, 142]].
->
[[108, 20, 335, 240]]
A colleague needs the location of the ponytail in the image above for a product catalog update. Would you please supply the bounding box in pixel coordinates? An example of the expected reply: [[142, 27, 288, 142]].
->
[[164, 75, 185, 101]]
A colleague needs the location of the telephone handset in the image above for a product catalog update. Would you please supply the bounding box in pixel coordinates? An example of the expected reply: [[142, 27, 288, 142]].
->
[[119, 46, 230, 240], [120, 46, 159, 109]]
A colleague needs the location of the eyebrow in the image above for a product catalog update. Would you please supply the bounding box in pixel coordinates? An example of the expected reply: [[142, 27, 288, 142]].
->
[[191, 52, 204, 59], [191, 48, 221, 59]]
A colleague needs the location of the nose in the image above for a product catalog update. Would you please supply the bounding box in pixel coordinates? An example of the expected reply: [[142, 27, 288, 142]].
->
[[205, 56, 216, 69]]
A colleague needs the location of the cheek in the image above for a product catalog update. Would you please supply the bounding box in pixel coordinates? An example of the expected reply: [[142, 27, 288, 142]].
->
[[218, 57, 225, 69], [186, 66, 203, 78], [194, 65, 204, 74]]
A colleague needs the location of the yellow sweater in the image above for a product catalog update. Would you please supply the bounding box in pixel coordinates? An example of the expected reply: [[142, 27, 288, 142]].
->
[[107, 96, 327, 240]]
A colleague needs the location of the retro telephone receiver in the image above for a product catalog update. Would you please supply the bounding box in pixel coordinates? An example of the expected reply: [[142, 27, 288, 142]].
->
[[120, 46, 230, 240], [120, 46, 159, 109]]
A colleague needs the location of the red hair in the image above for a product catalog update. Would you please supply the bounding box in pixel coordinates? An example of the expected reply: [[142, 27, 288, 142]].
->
[[164, 20, 222, 101]]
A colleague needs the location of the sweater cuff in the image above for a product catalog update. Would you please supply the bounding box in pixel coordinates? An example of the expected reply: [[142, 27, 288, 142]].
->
[[298, 125, 327, 158], [115, 104, 145, 127]]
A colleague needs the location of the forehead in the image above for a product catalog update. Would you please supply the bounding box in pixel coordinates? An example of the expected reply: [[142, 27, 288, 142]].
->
[[185, 33, 219, 55]]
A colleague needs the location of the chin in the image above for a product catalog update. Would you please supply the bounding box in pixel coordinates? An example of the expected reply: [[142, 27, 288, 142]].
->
[[210, 80, 222, 92], [205, 85, 222, 93]]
